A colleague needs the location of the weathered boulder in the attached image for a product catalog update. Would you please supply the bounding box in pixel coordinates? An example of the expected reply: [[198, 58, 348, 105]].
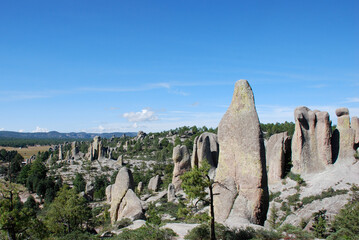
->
[[92, 136, 101, 159], [148, 175, 161, 192], [59, 145, 63, 160], [291, 107, 332, 174], [91, 136, 106, 159], [352, 117, 359, 146], [266, 132, 291, 184], [110, 167, 143, 223], [66, 150, 71, 160], [71, 141, 79, 158], [136, 131, 147, 141], [106, 185, 112, 203], [336, 107, 349, 117], [117, 155, 124, 165], [116, 189, 144, 221], [191, 132, 219, 179], [213, 80, 268, 225], [137, 182, 143, 193], [167, 183, 176, 202], [85, 181, 94, 201], [332, 108, 358, 162], [87, 144, 93, 160], [172, 145, 191, 191]]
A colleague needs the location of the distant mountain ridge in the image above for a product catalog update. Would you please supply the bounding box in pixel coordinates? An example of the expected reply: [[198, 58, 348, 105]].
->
[[0, 131, 137, 139]]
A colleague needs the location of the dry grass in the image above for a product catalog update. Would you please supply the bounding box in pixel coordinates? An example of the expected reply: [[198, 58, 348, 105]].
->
[[0, 145, 51, 159]]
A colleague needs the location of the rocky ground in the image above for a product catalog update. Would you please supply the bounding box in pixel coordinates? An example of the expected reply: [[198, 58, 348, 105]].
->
[[266, 159, 359, 230]]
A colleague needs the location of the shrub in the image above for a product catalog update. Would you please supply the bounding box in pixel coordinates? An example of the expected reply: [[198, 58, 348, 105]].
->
[[279, 224, 314, 239], [328, 184, 359, 239], [114, 224, 176, 240], [54, 230, 98, 240], [185, 224, 209, 240], [310, 209, 328, 238], [300, 218, 310, 229], [287, 172, 306, 186], [73, 173, 86, 193], [185, 224, 281, 240], [147, 203, 162, 225], [269, 191, 281, 202], [287, 193, 300, 205], [301, 188, 348, 206], [116, 218, 132, 229], [268, 205, 280, 229]]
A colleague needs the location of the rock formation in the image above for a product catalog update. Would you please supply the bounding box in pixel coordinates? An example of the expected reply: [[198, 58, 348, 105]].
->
[[59, 145, 63, 160], [91, 136, 105, 159], [353, 117, 359, 150], [88, 144, 93, 160], [117, 155, 124, 165], [213, 80, 268, 225], [332, 108, 359, 162], [106, 185, 112, 203], [148, 175, 161, 192], [110, 167, 143, 223], [136, 131, 147, 141], [291, 107, 332, 174], [167, 183, 176, 202], [172, 145, 191, 191], [266, 132, 291, 184], [137, 182, 143, 193], [71, 141, 79, 159], [85, 181, 94, 201], [65, 150, 70, 160], [191, 132, 219, 179]]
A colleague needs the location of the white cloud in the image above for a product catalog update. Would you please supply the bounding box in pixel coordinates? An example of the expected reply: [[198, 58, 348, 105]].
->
[[123, 108, 159, 122], [98, 125, 105, 132], [345, 97, 359, 103], [149, 82, 171, 89], [32, 126, 48, 133], [18, 129, 24, 132], [257, 105, 294, 123], [170, 89, 189, 96], [0, 128, 4, 131]]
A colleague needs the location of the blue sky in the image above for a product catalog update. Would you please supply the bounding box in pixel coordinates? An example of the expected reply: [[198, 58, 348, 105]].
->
[[0, 1, 358, 133]]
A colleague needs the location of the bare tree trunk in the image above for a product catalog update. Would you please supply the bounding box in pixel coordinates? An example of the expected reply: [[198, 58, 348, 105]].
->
[[8, 230, 16, 240], [208, 176, 216, 240]]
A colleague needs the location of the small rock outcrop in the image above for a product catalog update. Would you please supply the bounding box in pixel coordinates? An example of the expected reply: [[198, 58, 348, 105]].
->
[[172, 145, 191, 191], [167, 183, 176, 202], [92, 136, 101, 159], [191, 132, 219, 179], [85, 181, 94, 201], [266, 132, 291, 184], [110, 167, 143, 223], [59, 145, 63, 160], [87, 144, 93, 160], [136, 131, 147, 141], [137, 182, 143, 193], [71, 141, 79, 159], [213, 80, 268, 225], [291, 107, 332, 174], [332, 108, 359, 162], [106, 185, 112, 203], [90, 136, 107, 160], [148, 175, 161, 192], [117, 155, 124, 165]]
